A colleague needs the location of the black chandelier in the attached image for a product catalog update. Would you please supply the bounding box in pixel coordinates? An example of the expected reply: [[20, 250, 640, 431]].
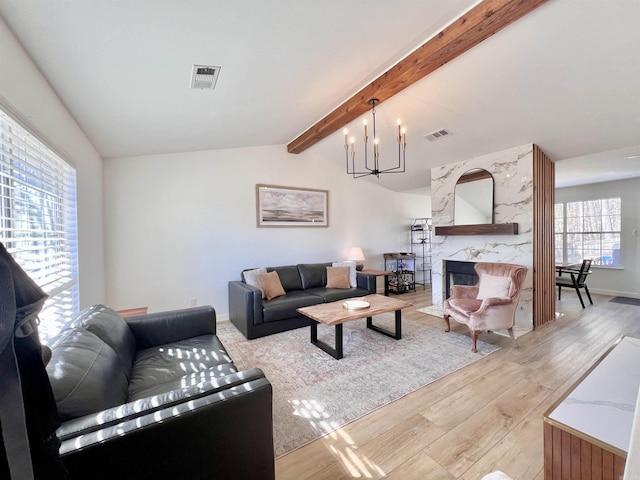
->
[[343, 99, 406, 179]]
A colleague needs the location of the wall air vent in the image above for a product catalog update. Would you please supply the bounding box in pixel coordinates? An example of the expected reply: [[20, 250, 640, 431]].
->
[[190, 64, 221, 89], [424, 128, 453, 142]]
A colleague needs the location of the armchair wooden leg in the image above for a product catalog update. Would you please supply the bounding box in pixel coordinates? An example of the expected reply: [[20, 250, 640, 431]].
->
[[471, 330, 478, 353], [508, 327, 519, 348], [444, 315, 451, 333]]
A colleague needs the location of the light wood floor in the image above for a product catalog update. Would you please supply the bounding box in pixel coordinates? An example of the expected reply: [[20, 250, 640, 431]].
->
[[275, 287, 640, 479]]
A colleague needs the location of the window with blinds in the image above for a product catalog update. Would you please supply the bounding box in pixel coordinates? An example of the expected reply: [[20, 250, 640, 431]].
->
[[0, 107, 79, 345], [554, 198, 622, 267]]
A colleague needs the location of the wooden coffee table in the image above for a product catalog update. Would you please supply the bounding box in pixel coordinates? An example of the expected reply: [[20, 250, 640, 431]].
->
[[297, 294, 413, 359]]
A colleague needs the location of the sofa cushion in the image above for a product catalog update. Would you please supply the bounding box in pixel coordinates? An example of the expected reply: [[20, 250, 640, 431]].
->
[[261, 271, 286, 300], [267, 265, 302, 291], [262, 290, 323, 323], [47, 329, 130, 421], [447, 298, 483, 316], [307, 287, 371, 303], [326, 266, 351, 288], [73, 304, 137, 374], [127, 363, 238, 401], [128, 334, 234, 400], [298, 263, 330, 289]]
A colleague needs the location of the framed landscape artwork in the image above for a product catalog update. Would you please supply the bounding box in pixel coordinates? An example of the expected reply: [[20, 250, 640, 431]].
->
[[256, 184, 328, 227]]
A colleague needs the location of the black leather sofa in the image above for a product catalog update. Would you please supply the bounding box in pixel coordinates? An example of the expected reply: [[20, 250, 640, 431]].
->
[[228, 262, 375, 339], [46, 304, 274, 479]]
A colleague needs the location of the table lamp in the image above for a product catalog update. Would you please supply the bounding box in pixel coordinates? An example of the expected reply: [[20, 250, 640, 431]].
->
[[348, 247, 365, 271]]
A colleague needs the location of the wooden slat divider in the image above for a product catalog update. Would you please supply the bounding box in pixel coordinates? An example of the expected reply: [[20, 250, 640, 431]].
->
[[532, 144, 555, 329]]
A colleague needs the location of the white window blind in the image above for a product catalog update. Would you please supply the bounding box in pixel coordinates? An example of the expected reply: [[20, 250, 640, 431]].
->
[[0, 107, 79, 344]]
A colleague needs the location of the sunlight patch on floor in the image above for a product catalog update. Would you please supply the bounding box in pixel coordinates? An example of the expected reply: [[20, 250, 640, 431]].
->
[[290, 398, 386, 478], [325, 430, 385, 479]]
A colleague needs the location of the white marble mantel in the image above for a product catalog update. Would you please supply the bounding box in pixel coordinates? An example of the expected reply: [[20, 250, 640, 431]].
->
[[546, 336, 640, 454]]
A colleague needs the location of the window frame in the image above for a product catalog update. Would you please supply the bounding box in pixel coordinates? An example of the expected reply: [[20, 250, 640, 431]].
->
[[554, 197, 622, 268], [0, 104, 79, 345]]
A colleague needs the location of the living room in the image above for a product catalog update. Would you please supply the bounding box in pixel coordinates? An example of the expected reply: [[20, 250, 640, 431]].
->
[[2, 1, 640, 479], [2, 1, 639, 320]]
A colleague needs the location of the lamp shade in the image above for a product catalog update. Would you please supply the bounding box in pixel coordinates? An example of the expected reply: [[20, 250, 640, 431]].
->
[[347, 247, 365, 261]]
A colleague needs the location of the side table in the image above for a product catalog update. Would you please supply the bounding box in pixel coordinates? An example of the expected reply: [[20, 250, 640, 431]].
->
[[360, 269, 395, 296], [116, 307, 148, 318]]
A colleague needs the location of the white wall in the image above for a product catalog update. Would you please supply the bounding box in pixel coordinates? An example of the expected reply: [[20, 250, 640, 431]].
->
[[556, 177, 640, 298], [0, 15, 431, 317], [0, 18, 105, 307], [104, 145, 430, 318]]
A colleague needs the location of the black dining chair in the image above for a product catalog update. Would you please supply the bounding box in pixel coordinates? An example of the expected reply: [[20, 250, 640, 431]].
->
[[556, 258, 593, 308]]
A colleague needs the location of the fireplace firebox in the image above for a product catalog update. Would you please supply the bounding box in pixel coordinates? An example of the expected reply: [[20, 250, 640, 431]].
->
[[443, 260, 479, 299]]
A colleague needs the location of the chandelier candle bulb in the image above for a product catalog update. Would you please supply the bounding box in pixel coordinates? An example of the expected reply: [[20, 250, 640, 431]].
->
[[363, 119, 367, 139], [397, 120, 402, 144]]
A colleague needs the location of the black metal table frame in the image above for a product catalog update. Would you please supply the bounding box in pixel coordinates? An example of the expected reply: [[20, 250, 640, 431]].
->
[[310, 309, 402, 360]]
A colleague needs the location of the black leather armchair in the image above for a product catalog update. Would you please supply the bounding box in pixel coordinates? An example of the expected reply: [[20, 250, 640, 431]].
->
[[59, 370, 274, 479], [48, 305, 275, 479]]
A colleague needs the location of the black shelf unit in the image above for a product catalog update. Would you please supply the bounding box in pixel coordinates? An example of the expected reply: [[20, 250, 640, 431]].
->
[[410, 218, 432, 288], [384, 252, 416, 294]]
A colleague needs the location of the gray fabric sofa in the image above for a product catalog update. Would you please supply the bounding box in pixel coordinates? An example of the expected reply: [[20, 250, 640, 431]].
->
[[228, 262, 375, 339], [46, 304, 274, 479]]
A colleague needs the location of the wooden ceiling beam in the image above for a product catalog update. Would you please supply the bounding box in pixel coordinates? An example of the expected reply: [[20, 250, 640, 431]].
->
[[287, 0, 549, 154]]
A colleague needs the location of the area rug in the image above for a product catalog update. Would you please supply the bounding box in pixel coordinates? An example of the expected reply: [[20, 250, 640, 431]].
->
[[417, 306, 440, 316], [609, 296, 640, 306], [216, 314, 500, 457]]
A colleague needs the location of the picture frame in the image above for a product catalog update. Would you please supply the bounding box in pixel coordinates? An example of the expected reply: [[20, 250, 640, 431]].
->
[[256, 184, 329, 228]]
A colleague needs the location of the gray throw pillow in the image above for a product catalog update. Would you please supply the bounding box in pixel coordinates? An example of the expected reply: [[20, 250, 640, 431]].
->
[[244, 267, 267, 299]]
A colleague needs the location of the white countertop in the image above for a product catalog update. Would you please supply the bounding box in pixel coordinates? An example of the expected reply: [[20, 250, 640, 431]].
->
[[547, 336, 640, 453]]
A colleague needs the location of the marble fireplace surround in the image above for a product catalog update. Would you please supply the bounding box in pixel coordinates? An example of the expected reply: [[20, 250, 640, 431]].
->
[[426, 144, 534, 330]]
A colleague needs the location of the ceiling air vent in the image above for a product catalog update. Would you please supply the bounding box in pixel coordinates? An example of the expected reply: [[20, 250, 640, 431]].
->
[[190, 64, 221, 89], [424, 128, 453, 142]]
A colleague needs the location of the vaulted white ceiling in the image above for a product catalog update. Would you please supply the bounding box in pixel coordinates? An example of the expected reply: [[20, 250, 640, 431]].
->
[[1, 0, 639, 192]]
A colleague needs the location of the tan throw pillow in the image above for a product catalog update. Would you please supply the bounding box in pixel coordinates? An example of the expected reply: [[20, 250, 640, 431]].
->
[[326, 266, 351, 289], [244, 267, 267, 299], [260, 271, 286, 300], [476, 274, 511, 300]]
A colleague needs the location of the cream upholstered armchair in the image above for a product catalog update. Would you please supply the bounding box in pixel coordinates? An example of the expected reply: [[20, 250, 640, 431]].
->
[[443, 262, 527, 352]]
